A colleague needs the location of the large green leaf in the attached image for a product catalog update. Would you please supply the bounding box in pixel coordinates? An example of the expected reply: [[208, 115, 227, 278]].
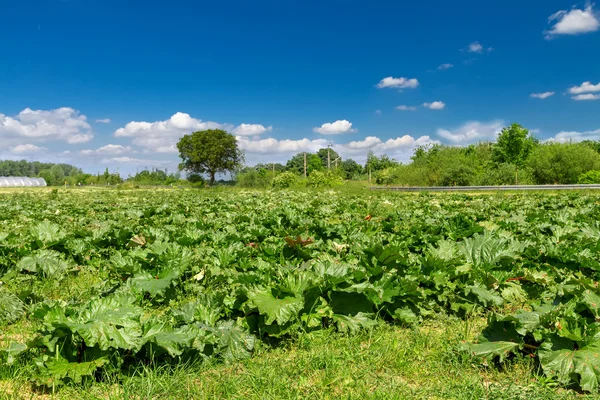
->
[[67, 295, 143, 351], [247, 287, 303, 325], [539, 338, 600, 392], [35, 356, 107, 387], [463, 341, 521, 363]]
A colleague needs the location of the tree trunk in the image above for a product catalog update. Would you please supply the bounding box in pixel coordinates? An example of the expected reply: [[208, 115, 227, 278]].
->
[[209, 171, 215, 186]]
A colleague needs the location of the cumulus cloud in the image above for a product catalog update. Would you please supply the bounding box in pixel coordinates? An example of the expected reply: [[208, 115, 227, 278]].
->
[[237, 137, 329, 154], [546, 128, 600, 142], [337, 135, 440, 163], [423, 101, 446, 110], [313, 120, 357, 135], [99, 156, 171, 165], [572, 94, 600, 100], [568, 81, 600, 94], [232, 124, 272, 136], [96, 118, 111, 124], [0, 107, 93, 146], [113, 112, 271, 153], [530, 91, 555, 99], [80, 144, 132, 156], [237, 134, 439, 164], [9, 144, 47, 154], [438, 63, 454, 70], [437, 120, 505, 144], [466, 41, 493, 53], [376, 76, 419, 89], [545, 3, 600, 38], [397, 105, 417, 111]]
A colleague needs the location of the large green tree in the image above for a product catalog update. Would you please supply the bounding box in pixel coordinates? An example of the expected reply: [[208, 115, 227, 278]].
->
[[526, 143, 600, 184], [492, 124, 537, 183], [316, 148, 341, 169], [177, 129, 243, 185]]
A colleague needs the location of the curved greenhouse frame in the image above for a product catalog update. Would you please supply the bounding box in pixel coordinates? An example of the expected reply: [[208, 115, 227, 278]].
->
[[0, 177, 47, 187]]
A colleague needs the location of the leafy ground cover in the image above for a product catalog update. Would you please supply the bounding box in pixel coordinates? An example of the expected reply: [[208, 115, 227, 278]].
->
[[2, 187, 600, 397]]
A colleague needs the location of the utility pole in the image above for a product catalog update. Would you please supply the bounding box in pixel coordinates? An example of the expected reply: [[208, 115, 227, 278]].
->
[[272, 163, 275, 174], [303, 152, 307, 177], [327, 142, 332, 170]]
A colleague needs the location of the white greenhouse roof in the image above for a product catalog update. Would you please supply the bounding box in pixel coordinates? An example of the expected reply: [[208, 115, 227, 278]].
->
[[0, 177, 47, 187]]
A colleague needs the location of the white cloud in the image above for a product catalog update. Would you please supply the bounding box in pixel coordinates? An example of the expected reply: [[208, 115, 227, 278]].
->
[[396, 105, 417, 111], [96, 118, 111, 124], [80, 144, 132, 156], [337, 135, 440, 163], [530, 91, 555, 99], [423, 101, 446, 110], [466, 41, 492, 53], [0, 107, 93, 146], [237, 134, 439, 164], [114, 112, 272, 153], [376, 76, 419, 89], [568, 81, 600, 94], [438, 63, 454, 70], [313, 120, 357, 135], [232, 124, 272, 136], [9, 144, 47, 154], [545, 3, 600, 38], [237, 137, 329, 154], [572, 93, 600, 100], [375, 110, 382, 116], [437, 120, 505, 144], [546, 128, 600, 142], [99, 156, 170, 165]]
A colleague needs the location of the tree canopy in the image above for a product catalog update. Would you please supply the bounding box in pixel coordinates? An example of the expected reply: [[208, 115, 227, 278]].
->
[[177, 129, 243, 185]]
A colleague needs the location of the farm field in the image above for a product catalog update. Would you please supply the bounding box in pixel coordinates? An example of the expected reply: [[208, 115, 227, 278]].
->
[[2, 188, 600, 399]]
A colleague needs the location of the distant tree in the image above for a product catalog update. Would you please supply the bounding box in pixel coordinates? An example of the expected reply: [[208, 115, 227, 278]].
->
[[316, 148, 341, 169], [307, 154, 323, 174], [50, 165, 65, 185], [177, 129, 243, 185], [286, 153, 308, 175], [364, 152, 397, 173], [492, 123, 537, 183], [37, 169, 54, 185], [526, 143, 600, 184], [340, 159, 362, 179]]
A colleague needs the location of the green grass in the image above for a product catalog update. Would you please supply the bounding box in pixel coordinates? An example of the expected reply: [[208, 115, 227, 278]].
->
[[1, 317, 590, 399]]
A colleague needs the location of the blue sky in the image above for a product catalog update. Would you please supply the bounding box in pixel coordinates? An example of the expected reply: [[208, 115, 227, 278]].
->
[[1, 0, 599, 175]]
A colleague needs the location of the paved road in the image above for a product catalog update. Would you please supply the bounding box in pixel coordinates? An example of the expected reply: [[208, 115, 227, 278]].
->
[[370, 184, 600, 192]]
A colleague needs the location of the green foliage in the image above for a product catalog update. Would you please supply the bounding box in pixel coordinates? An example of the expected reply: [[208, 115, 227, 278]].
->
[[339, 158, 362, 179], [306, 171, 343, 188], [271, 171, 299, 188], [0, 286, 25, 324], [128, 169, 181, 186], [316, 148, 341, 169], [492, 123, 537, 167], [526, 143, 600, 184], [578, 170, 600, 184], [177, 129, 243, 185], [5, 189, 600, 392]]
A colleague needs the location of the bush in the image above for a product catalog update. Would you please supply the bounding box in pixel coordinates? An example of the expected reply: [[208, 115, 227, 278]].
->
[[578, 170, 600, 184], [475, 163, 534, 186], [307, 171, 344, 188], [526, 143, 600, 184], [272, 172, 299, 188]]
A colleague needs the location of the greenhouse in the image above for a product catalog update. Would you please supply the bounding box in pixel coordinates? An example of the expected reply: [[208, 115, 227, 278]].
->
[[0, 177, 47, 187]]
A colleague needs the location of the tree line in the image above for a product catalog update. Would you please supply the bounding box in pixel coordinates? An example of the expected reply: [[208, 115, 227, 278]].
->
[[5, 124, 600, 187]]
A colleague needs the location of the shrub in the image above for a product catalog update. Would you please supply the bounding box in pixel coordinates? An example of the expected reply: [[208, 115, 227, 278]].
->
[[526, 143, 600, 184], [272, 172, 298, 188], [578, 170, 600, 184], [307, 171, 344, 188]]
